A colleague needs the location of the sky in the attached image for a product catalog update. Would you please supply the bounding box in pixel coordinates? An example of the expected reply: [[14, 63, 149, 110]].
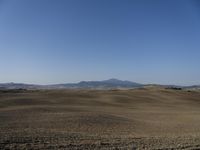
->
[[0, 0, 200, 85]]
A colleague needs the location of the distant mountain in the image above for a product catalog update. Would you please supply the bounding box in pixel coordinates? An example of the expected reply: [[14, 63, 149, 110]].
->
[[0, 79, 143, 89], [0, 83, 41, 89], [1, 80, 199, 90], [71, 78, 143, 89]]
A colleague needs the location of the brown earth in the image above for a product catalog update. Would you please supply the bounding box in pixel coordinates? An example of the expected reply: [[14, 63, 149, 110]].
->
[[0, 87, 200, 149]]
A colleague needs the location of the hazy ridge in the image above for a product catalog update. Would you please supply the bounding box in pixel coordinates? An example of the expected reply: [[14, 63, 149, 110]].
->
[[0, 79, 199, 90]]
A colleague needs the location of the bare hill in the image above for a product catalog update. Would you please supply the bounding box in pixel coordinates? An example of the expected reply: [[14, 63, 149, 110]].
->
[[0, 88, 200, 149]]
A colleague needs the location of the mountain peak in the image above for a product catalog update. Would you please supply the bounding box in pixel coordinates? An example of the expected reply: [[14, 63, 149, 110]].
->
[[105, 78, 122, 82]]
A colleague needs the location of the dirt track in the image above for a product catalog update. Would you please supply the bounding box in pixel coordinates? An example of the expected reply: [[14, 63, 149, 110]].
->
[[1, 88, 200, 149]]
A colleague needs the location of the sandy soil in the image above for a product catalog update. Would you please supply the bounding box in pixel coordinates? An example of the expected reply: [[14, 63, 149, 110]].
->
[[1, 88, 200, 149]]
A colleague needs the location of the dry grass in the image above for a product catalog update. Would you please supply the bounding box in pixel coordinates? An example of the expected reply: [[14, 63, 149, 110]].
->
[[1, 88, 200, 149]]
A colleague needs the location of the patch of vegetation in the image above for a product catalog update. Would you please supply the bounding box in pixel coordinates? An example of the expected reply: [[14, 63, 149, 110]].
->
[[166, 87, 182, 90], [0, 89, 27, 93]]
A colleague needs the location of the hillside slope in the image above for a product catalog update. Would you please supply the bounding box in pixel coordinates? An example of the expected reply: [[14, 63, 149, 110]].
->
[[0, 88, 200, 149]]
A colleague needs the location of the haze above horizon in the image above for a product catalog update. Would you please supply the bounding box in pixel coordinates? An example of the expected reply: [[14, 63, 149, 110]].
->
[[0, 0, 200, 86]]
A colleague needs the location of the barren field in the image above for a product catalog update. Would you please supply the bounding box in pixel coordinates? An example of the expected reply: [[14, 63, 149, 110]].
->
[[1, 88, 200, 149]]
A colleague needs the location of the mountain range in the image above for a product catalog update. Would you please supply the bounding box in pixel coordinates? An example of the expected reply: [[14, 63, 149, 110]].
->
[[0, 79, 142, 90], [0, 79, 199, 90]]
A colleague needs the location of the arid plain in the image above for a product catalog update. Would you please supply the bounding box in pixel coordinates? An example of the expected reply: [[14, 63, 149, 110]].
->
[[1, 87, 200, 149]]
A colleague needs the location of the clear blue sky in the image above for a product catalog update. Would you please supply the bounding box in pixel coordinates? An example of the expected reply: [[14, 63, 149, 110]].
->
[[0, 0, 200, 85]]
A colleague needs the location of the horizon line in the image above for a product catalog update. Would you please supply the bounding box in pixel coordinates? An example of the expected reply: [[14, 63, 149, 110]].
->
[[0, 79, 199, 87]]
